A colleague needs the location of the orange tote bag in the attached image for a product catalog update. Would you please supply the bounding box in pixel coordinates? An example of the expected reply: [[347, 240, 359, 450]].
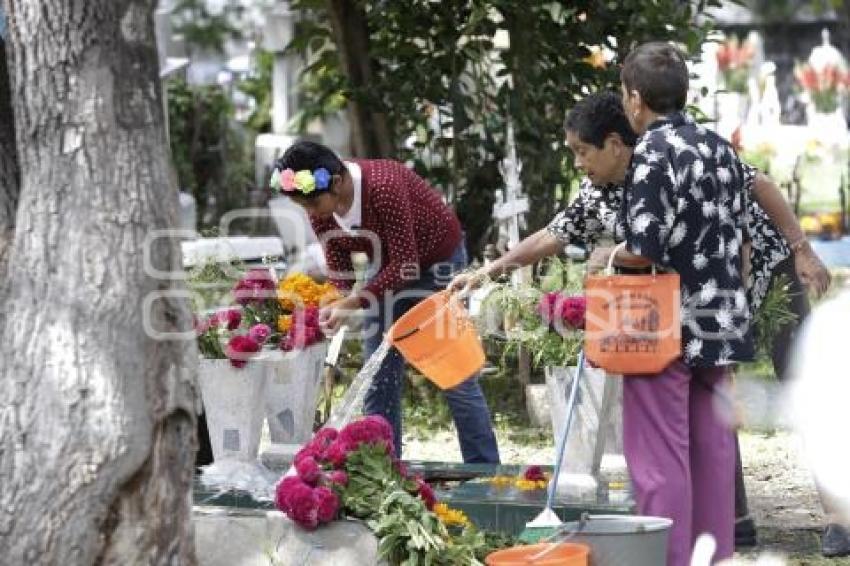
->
[[584, 243, 681, 375]]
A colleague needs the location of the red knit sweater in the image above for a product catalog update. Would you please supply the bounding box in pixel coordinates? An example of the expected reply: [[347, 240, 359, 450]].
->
[[309, 159, 462, 297]]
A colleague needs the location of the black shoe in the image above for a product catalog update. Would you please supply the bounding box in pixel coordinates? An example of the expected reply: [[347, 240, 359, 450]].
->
[[735, 516, 757, 548], [822, 523, 850, 557]]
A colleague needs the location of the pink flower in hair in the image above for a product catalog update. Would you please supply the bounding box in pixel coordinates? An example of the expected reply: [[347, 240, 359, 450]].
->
[[281, 169, 297, 192]]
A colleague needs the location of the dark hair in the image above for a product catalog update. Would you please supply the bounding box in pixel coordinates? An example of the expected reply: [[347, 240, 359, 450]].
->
[[564, 92, 638, 148], [620, 42, 688, 114], [274, 140, 345, 198]]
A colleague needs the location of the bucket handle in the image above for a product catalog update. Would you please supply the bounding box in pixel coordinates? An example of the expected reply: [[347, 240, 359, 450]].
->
[[390, 290, 470, 344]]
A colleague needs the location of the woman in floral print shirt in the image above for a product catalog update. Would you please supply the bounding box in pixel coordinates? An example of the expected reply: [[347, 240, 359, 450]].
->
[[450, 89, 831, 560]]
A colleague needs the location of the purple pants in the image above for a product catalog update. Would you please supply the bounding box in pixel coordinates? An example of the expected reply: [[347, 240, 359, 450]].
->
[[623, 360, 735, 566]]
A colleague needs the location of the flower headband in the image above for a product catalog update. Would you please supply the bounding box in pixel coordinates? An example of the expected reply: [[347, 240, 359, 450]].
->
[[269, 166, 332, 196]]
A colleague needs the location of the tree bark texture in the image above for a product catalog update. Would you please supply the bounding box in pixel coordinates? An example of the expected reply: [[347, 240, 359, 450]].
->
[[0, 2, 198, 564], [326, 0, 395, 158], [0, 34, 19, 273]]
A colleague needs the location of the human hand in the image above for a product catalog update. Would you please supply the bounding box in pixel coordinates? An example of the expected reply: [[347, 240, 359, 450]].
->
[[794, 243, 831, 298], [447, 269, 488, 295], [319, 295, 360, 335], [587, 246, 614, 275]]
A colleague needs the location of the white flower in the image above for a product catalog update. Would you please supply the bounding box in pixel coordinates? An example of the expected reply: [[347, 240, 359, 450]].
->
[[633, 164, 651, 184], [692, 159, 704, 180], [717, 167, 732, 184], [718, 343, 734, 365], [726, 238, 739, 257], [667, 164, 677, 186], [702, 201, 717, 218], [689, 184, 704, 201], [686, 338, 704, 359], [669, 223, 688, 247], [665, 131, 687, 150], [631, 213, 655, 234], [698, 143, 712, 158], [699, 278, 718, 304], [715, 306, 734, 330], [735, 289, 747, 312], [693, 253, 709, 270]]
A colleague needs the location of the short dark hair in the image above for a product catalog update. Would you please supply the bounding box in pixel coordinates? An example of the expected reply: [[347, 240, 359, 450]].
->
[[564, 91, 638, 148], [620, 42, 688, 114], [274, 140, 345, 198]]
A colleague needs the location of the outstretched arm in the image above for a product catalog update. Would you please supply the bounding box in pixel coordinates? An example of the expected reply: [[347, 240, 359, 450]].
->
[[752, 173, 830, 296]]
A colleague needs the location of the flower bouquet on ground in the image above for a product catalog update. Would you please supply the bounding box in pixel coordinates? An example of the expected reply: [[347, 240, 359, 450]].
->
[[276, 415, 518, 564]]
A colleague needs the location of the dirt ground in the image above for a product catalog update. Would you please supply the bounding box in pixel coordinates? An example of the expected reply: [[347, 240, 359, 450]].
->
[[405, 429, 849, 565]]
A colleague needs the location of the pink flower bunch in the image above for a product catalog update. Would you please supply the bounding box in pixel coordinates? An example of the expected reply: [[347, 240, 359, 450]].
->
[[233, 269, 277, 307], [203, 308, 241, 331], [225, 335, 261, 368], [275, 476, 340, 530], [280, 306, 325, 351], [248, 323, 271, 344], [276, 416, 437, 529], [523, 465, 546, 482], [538, 292, 586, 330]]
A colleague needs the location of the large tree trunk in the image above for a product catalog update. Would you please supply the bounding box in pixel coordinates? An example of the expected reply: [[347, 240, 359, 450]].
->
[[0, 33, 18, 272], [0, 2, 198, 564], [326, 0, 395, 158]]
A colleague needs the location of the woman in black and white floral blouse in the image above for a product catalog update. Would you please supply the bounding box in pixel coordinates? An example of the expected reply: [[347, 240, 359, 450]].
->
[[450, 91, 832, 552]]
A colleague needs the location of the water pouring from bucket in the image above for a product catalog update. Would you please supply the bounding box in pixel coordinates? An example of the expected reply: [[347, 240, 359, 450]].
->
[[325, 289, 484, 433]]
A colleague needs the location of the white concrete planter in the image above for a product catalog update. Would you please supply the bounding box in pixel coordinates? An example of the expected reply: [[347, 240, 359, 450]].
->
[[524, 383, 551, 429], [545, 365, 623, 499], [264, 343, 329, 446], [198, 358, 268, 462]]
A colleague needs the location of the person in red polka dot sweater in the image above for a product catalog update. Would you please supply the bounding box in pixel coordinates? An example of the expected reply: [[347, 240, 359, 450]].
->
[[272, 141, 500, 463]]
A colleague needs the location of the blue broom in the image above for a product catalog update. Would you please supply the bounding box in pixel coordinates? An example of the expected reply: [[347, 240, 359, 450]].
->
[[519, 349, 586, 543]]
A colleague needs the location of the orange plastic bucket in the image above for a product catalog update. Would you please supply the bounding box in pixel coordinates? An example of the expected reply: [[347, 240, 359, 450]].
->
[[485, 542, 590, 565], [387, 290, 485, 389]]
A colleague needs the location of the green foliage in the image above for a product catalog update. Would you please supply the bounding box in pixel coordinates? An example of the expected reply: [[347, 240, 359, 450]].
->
[[754, 274, 799, 361], [340, 443, 507, 565], [478, 257, 585, 368], [286, 0, 721, 256], [237, 49, 275, 133], [167, 79, 256, 231], [186, 257, 242, 312], [173, 0, 241, 54]]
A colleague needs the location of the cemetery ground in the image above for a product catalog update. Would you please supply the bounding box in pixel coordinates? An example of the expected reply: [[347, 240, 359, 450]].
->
[[392, 366, 850, 565]]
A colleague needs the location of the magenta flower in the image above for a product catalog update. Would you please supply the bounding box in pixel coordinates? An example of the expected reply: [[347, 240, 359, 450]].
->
[[523, 465, 546, 482], [414, 476, 437, 510], [233, 269, 276, 306], [248, 323, 272, 344], [339, 415, 394, 455], [327, 470, 348, 487], [295, 455, 322, 485], [214, 308, 242, 331], [314, 486, 339, 523], [275, 475, 307, 513], [324, 440, 349, 468], [225, 335, 260, 368], [288, 487, 320, 530]]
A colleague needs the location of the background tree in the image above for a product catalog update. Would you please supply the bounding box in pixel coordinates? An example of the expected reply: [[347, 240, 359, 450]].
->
[[0, 1, 197, 563], [287, 0, 721, 255]]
